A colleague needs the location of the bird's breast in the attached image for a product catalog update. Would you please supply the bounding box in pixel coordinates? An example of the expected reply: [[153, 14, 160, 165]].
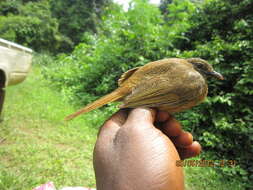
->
[[159, 71, 208, 113]]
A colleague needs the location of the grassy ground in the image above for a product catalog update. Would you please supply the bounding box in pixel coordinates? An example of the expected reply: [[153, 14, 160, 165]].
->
[[0, 66, 244, 190], [0, 66, 107, 189]]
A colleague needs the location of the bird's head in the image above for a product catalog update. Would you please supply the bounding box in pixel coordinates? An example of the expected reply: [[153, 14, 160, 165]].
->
[[187, 58, 224, 80]]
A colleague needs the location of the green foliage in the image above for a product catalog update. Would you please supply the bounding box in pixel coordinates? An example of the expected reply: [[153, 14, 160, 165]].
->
[[50, 0, 112, 48], [0, 0, 22, 15], [0, 0, 68, 53], [0, 0, 111, 53], [185, 163, 246, 190], [31, 53, 55, 66], [159, 0, 173, 14]]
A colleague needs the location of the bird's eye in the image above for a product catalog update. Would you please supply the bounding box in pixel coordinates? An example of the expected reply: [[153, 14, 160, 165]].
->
[[196, 63, 204, 68]]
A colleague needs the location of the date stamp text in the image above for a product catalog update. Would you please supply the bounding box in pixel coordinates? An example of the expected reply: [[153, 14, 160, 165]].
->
[[176, 160, 237, 167]]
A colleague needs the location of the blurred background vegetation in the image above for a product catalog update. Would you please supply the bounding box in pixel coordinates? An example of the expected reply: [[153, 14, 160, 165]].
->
[[0, 0, 252, 189]]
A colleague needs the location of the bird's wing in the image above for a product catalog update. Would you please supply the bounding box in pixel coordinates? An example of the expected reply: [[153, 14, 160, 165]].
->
[[118, 67, 140, 86], [120, 72, 205, 108], [118, 59, 184, 87]]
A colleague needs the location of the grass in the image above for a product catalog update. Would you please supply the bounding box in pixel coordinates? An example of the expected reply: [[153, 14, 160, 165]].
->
[[0, 65, 245, 190], [184, 163, 245, 190], [0, 66, 109, 189]]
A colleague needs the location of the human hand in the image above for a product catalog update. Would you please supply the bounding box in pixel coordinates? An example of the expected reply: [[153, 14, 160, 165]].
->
[[93, 108, 201, 190]]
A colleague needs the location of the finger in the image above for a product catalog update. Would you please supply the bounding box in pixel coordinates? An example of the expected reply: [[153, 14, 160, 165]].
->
[[172, 131, 193, 148], [161, 117, 182, 137], [98, 109, 129, 137], [104, 108, 129, 127], [178, 141, 202, 159], [125, 107, 157, 127], [155, 110, 171, 122]]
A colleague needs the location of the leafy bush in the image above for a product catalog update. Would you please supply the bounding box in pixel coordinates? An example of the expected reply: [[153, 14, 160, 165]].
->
[[0, 0, 68, 53], [50, 0, 112, 47], [0, 0, 21, 15], [0, 0, 111, 53]]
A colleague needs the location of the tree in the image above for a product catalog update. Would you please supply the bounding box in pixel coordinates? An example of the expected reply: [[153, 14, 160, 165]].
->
[[0, 0, 112, 52], [50, 0, 112, 47], [159, 0, 172, 15], [0, 0, 68, 53]]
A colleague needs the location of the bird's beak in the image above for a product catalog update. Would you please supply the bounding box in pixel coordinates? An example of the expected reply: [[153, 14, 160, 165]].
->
[[211, 71, 224, 80]]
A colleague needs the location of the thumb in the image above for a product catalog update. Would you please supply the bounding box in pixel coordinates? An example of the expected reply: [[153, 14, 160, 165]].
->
[[125, 107, 157, 128]]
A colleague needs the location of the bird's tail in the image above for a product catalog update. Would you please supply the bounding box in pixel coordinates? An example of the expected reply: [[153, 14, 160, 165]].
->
[[65, 88, 126, 121]]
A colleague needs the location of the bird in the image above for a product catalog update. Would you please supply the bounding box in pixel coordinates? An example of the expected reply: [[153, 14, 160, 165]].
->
[[65, 58, 223, 120]]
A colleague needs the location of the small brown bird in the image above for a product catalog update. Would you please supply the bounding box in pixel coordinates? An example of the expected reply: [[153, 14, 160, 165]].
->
[[65, 58, 223, 120]]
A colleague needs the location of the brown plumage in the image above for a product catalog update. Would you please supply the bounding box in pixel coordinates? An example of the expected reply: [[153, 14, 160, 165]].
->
[[65, 58, 223, 120]]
